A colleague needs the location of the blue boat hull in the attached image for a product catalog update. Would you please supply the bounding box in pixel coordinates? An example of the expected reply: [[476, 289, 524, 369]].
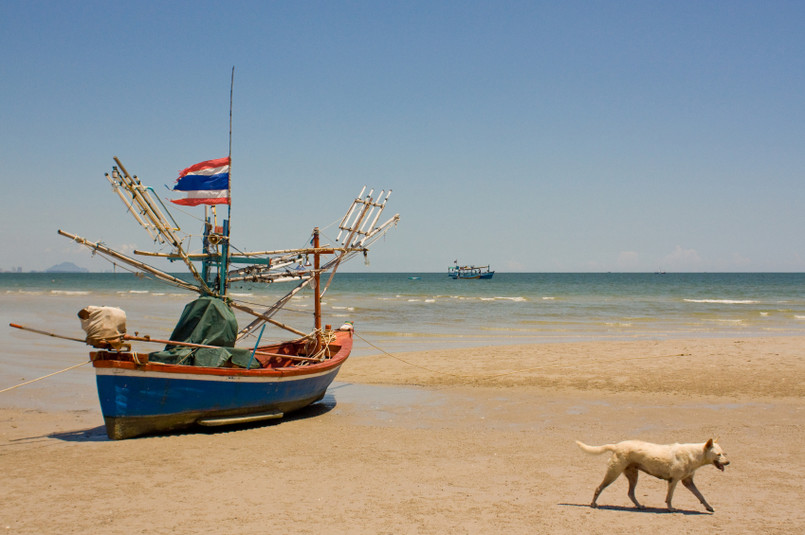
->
[[449, 271, 495, 279], [91, 331, 352, 439], [96, 366, 341, 439]]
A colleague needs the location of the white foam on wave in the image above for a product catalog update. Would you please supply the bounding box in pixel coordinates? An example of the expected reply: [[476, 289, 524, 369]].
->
[[229, 292, 254, 297], [795, 315, 805, 320], [684, 299, 756, 305], [50, 290, 90, 295]]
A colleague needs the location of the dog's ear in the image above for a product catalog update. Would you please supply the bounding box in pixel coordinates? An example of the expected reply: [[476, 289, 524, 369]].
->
[[705, 438, 714, 450]]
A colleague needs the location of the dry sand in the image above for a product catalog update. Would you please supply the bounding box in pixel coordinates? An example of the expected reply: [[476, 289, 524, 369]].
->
[[1, 336, 803, 534]]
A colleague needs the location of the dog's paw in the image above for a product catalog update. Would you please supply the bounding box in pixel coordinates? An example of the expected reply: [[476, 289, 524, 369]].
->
[[705, 505, 714, 513]]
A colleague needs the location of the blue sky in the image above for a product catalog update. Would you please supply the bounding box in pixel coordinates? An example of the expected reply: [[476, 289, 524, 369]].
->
[[2, 1, 803, 272]]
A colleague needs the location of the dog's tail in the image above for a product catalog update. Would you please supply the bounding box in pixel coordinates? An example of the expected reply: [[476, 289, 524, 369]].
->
[[575, 441, 614, 455]]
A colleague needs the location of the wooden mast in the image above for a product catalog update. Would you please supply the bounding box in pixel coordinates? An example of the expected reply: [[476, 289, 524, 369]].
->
[[313, 227, 322, 335]]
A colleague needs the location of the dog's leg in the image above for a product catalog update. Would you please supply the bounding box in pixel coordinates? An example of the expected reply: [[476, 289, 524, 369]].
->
[[623, 465, 643, 509], [682, 477, 714, 512], [591, 464, 624, 508], [665, 479, 680, 511]]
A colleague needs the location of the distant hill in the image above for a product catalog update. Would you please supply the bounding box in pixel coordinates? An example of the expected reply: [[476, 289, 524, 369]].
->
[[46, 262, 89, 273]]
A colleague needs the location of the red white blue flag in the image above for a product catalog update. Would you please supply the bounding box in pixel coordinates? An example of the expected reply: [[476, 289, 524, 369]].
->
[[171, 156, 231, 206]]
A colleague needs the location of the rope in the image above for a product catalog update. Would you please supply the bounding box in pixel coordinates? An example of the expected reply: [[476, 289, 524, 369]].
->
[[0, 361, 91, 394], [355, 333, 475, 380], [354, 332, 690, 383]]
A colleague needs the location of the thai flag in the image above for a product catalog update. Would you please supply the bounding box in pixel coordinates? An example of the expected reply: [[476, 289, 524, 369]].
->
[[171, 156, 230, 206]]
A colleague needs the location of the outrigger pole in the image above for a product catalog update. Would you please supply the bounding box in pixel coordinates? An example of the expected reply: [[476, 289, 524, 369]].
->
[[234, 190, 399, 342], [57, 230, 200, 293], [107, 157, 214, 295]]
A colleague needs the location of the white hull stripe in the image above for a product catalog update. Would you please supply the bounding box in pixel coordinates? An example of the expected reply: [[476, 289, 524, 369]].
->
[[95, 366, 339, 383]]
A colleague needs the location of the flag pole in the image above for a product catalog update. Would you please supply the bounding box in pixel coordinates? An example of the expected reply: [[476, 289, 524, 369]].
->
[[221, 65, 234, 297], [228, 65, 234, 221]]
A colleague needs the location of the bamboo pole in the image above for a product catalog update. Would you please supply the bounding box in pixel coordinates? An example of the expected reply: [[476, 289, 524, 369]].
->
[[235, 276, 314, 342], [9, 323, 320, 363], [335, 186, 365, 243], [105, 172, 159, 241], [122, 334, 321, 362], [229, 301, 308, 338], [112, 157, 213, 295], [133, 247, 340, 259], [9, 323, 86, 343]]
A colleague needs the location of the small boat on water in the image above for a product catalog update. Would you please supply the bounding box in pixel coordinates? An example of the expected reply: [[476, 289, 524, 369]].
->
[[42, 154, 398, 439], [448, 262, 494, 280]]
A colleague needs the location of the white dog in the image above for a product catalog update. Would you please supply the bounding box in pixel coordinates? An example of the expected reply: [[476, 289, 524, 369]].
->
[[576, 438, 729, 512]]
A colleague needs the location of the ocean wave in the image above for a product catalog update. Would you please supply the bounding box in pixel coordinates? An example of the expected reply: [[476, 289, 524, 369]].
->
[[50, 290, 90, 295], [684, 299, 757, 304], [480, 296, 527, 302]]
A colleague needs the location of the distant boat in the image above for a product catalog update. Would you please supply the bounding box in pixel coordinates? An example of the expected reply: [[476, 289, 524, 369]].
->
[[448, 263, 494, 280], [408, 276, 421, 280]]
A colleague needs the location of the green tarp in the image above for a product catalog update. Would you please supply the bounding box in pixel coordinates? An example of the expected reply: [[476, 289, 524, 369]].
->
[[148, 296, 257, 368]]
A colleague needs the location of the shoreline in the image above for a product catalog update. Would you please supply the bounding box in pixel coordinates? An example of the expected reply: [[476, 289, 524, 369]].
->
[[1, 336, 804, 533]]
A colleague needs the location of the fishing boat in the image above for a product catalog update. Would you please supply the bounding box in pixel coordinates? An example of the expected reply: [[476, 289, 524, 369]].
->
[[46, 156, 398, 439], [448, 262, 494, 279]]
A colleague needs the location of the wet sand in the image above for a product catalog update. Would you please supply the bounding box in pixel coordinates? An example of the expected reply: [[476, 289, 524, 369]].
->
[[1, 336, 803, 533]]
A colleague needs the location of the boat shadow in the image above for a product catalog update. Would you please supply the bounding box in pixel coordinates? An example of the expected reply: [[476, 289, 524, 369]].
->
[[47, 394, 338, 442]]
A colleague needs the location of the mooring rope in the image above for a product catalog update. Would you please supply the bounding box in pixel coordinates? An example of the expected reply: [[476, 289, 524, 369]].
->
[[0, 361, 91, 394], [354, 332, 484, 380], [354, 331, 689, 382]]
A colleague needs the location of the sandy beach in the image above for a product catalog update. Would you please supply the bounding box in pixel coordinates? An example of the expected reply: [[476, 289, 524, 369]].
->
[[1, 336, 803, 534]]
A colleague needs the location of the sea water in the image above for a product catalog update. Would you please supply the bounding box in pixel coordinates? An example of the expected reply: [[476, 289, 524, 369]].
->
[[2, 272, 804, 359], [2, 271, 803, 411]]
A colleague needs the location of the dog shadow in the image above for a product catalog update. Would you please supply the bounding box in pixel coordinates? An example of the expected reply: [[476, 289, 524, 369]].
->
[[558, 503, 710, 516]]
